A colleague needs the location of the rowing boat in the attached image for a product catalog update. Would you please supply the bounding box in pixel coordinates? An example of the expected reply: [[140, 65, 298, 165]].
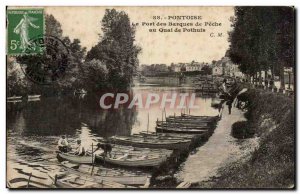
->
[[156, 120, 211, 127], [131, 133, 191, 141], [95, 153, 168, 168], [48, 171, 129, 188], [156, 126, 209, 134], [109, 144, 173, 156], [95, 144, 172, 167], [156, 123, 213, 130], [181, 113, 219, 118], [28, 95, 41, 99], [7, 96, 22, 100], [109, 135, 191, 150], [138, 131, 196, 140], [166, 115, 218, 121], [61, 162, 150, 186], [57, 152, 94, 164]]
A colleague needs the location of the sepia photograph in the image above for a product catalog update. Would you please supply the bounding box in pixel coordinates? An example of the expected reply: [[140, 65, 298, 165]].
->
[[6, 6, 295, 189]]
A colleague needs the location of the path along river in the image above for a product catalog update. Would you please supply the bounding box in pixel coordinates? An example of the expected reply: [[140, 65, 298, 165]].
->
[[176, 98, 259, 184]]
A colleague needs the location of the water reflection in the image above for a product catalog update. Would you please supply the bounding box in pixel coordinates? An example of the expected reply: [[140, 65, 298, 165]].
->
[[7, 86, 219, 187]]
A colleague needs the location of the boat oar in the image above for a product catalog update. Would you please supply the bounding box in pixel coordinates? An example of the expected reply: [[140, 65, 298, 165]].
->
[[91, 143, 95, 176], [147, 113, 149, 134], [27, 173, 32, 188], [54, 174, 58, 185]]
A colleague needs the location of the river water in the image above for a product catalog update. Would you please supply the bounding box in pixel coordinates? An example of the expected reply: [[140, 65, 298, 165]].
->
[[7, 85, 221, 188]]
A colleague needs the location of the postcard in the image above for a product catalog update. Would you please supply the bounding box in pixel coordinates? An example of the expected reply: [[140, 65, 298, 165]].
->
[[6, 6, 295, 189]]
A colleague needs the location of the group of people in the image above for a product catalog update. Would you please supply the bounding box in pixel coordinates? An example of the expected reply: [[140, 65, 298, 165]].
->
[[218, 78, 249, 115], [57, 135, 112, 157]]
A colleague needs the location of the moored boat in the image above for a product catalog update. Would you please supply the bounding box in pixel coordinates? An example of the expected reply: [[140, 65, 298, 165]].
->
[[48, 171, 129, 188], [174, 113, 219, 120], [109, 135, 191, 150], [28, 95, 41, 99], [7, 96, 22, 101], [156, 126, 209, 134], [166, 114, 219, 121], [138, 131, 197, 140], [95, 153, 168, 168], [156, 122, 213, 130], [95, 144, 173, 167], [57, 152, 94, 164], [61, 162, 150, 186], [156, 120, 211, 127]]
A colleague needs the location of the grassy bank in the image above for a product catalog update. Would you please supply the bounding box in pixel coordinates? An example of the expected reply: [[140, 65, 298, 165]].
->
[[197, 88, 295, 188]]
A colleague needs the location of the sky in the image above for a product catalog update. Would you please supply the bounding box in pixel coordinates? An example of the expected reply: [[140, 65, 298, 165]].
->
[[45, 6, 234, 65]]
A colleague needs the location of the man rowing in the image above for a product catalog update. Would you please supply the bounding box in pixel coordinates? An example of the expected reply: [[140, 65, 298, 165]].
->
[[93, 141, 112, 158]]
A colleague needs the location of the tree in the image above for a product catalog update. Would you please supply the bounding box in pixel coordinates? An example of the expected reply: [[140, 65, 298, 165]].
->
[[228, 7, 295, 89], [78, 59, 108, 92], [86, 9, 141, 90], [15, 14, 86, 96], [275, 7, 295, 90], [7, 57, 28, 96], [45, 14, 63, 38]]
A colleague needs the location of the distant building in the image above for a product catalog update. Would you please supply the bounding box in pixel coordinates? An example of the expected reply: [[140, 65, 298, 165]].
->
[[212, 65, 223, 75], [186, 61, 205, 72], [212, 57, 244, 77], [171, 63, 186, 72]]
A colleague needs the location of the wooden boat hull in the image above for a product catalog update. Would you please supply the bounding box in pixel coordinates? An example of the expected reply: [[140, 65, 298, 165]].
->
[[110, 136, 190, 150], [165, 119, 216, 125], [156, 123, 212, 130], [28, 95, 41, 99], [138, 132, 196, 140], [156, 126, 209, 134], [172, 114, 219, 120], [156, 121, 211, 127], [48, 172, 127, 188], [95, 155, 167, 168], [57, 153, 94, 164], [62, 163, 149, 186], [7, 96, 22, 100]]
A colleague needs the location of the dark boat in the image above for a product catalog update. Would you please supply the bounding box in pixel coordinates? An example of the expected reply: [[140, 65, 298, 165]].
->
[[156, 122, 213, 129], [156, 126, 209, 134], [109, 135, 191, 150]]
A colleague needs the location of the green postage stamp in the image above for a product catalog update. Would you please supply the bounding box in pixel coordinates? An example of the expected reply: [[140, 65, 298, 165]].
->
[[7, 9, 44, 55]]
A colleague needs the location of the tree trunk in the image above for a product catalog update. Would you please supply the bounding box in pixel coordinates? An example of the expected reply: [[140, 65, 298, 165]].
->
[[259, 70, 262, 86], [265, 70, 268, 88], [280, 62, 285, 90], [271, 67, 274, 88]]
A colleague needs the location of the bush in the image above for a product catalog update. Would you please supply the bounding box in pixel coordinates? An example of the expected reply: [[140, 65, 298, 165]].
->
[[231, 121, 255, 139]]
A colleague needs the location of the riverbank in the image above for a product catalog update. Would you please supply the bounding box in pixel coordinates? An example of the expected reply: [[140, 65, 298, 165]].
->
[[175, 91, 253, 183], [193, 87, 295, 188]]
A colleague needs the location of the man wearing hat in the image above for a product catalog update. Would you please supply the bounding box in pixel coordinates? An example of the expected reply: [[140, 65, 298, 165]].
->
[[57, 135, 69, 153]]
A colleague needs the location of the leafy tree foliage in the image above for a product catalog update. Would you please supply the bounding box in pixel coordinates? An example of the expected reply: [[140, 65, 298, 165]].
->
[[86, 9, 141, 90], [7, 57, 28, 96], [14, 14, 86, 96], [228, 7, 295, 89], [78, 59, 108, 92]]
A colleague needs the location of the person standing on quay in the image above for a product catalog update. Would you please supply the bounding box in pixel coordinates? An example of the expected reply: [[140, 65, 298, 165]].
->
[[227, 100, 233, 115]]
